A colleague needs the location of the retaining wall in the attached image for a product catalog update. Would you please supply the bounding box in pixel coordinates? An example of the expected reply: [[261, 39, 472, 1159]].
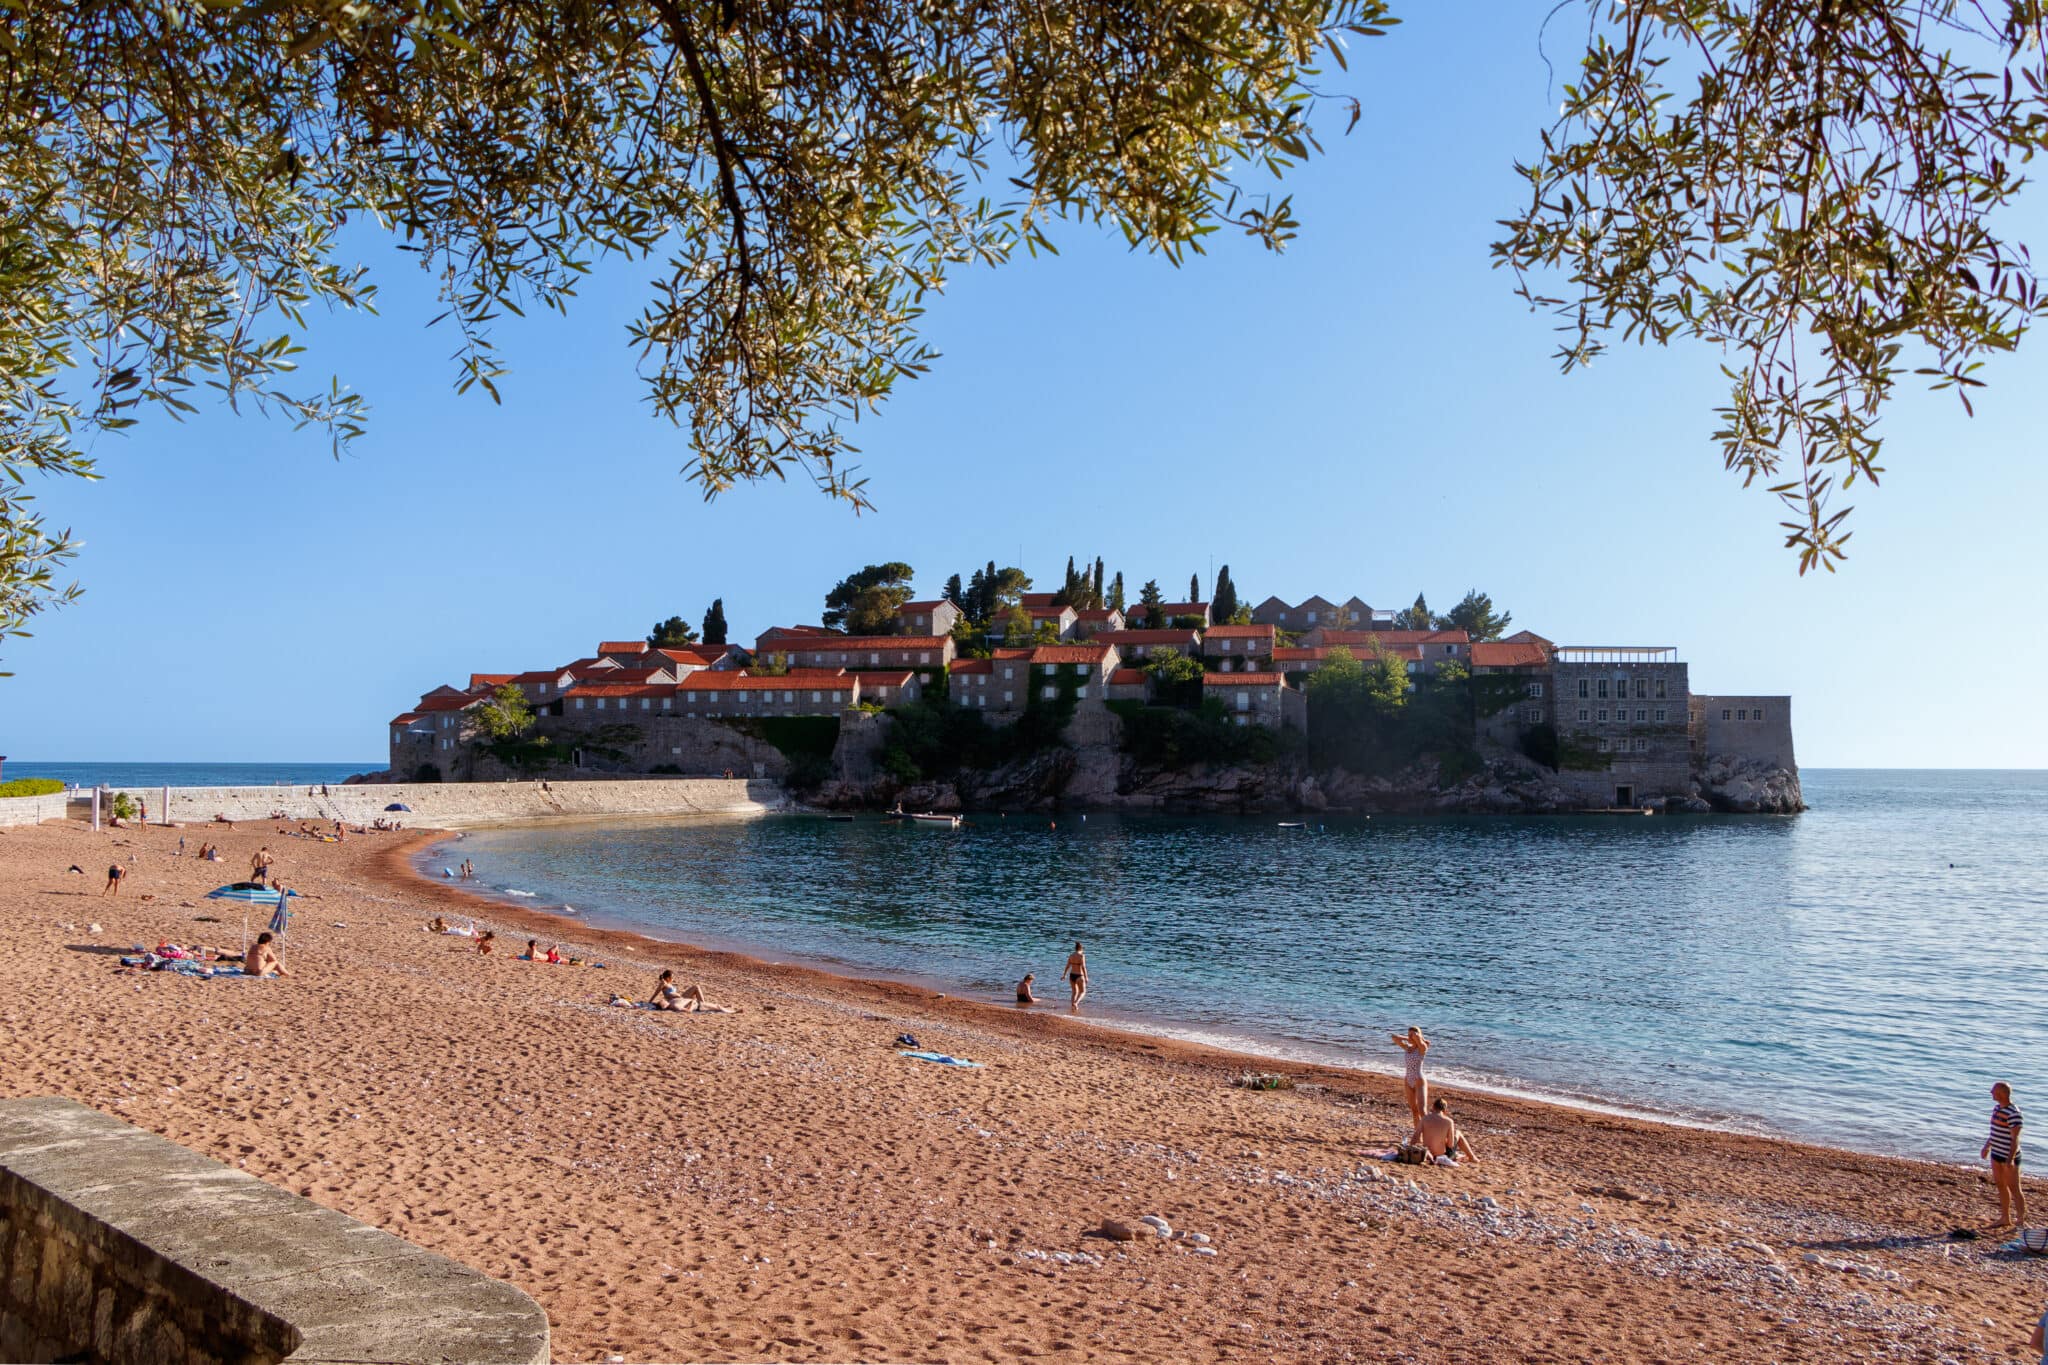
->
[[0, 1096, 548, 1365], [0, 792, 68, 828], [88, 777, 786, 828]]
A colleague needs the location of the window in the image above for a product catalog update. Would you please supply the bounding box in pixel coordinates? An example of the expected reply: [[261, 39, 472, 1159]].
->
[[1635, 709, 1646, 722], [574, 698, 585, 711], [641, 698, 651, 711], [1234, 714, 1248, 727], [1002, 666, 1014, 680], [870, 652, 881, 665], [919, 652, 931, 665], [539, 683, 549, 695], [1597, 709, 1609, 722], [1755, 706, 1767, 720], [1578, 679, 1590, 698], [671, 746, 682, 755], [1527, 681, 1545, 698], [1306, 610, 1318, 623], [1635, 678, 1647, 699], [1003, 691, 1014, 704], [1597, 737, 1611, 753], [1075, 662, 1089, 674], [1075, 686, 1087, 699], [1525, 706, 1543, 724], [811, 690, 822, 703], [1597, 679, 1610, 699], [1654, 678, 1667, 699], [1578, 708, 1590, 722], [1042, 685, 1056, 699], [1653, 708, 1666, 723], [781, 690, 793, 702], [1722, 708, 1732, 720], [833, 691, 844, 703], [1737, 708, 1748, 720], [687, 691, 698, 702], [661, 698, 671, 711], [1234, 691, 1250, 712], [1634, 738, 1649, 752]]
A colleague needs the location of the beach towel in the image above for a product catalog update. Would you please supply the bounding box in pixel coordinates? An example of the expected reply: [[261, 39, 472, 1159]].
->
[[900, 1050, 983, 1068]]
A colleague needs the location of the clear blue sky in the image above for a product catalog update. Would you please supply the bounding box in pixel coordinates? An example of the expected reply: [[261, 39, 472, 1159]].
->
[[6, 9, 2043, 768]]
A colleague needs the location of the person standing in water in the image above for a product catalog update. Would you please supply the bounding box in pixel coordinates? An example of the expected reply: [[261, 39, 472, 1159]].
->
[[1392, 1027, 1431, 1138], [1065, 943, 1088, 1009], [1982, 1081, 2028, 1229]]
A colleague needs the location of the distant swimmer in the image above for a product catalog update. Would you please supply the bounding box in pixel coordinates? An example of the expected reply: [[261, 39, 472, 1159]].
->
[[1393, 1027, 1431, 1138], [1016, 973, 1038, 1005], [1065, 942, 1088, 1010]]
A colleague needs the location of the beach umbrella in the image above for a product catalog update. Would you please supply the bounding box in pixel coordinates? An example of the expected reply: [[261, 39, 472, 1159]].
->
[[206, 883, 282, 957], [385, 802, 412, 812]]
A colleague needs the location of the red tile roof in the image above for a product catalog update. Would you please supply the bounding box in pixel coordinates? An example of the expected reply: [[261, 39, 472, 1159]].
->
[[559, 657, 619, 673], [1272, 647, 1329, 662], [1026, 644, 1114, 665], [897, 600, 953, 612], [950, 658, 994, 674], [1019, 593, 1059, 610], [1471, 641, 1551, 669], [1315, 628, 1468, 647], [389, 712, 426, 726], [468, 673, 515, 687], [583, 666, 669, 684], [1074, 608, 1123, 622], [852, 671, 915, 686], [1108, 668, 1148, 686], [1203, 624, 1274, 640], [596, 641, 646, 655], [415, 692, 484, 712], [1202, 672, 1284, 686], [509, 670, 567, 685], [564, 683, 672, 699], [1097, 629, 1200, 646], [772, 635, 951, 651], [652, 646, 721, 665]]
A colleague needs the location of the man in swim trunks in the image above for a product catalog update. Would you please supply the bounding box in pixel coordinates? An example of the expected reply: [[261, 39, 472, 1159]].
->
[[1417, 1097, 1479, 1165], [1982, 1081, 2027, 1229], [103, 861, 125, 896], [1016, 973, 1037, 1004], [1065, 942, 1087, 1009]]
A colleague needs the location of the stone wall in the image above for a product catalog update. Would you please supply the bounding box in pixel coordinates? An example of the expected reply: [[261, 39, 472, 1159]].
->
[[0, 1096, 548, 1365], [0, 791, 67, 828], [1696, 695, 1797, 770], [117, 777, 785, 828]]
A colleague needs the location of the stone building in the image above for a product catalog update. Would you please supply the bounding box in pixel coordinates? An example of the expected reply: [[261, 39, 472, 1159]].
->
[[1095, 628, 1201, 662], [1201, 623, 1276, 672], [895, 599, 961, 637], [1199, 672, 1303, 730], [1547, 646, 1692, 807]]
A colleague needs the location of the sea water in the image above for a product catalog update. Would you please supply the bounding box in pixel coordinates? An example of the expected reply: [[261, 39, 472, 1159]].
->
[[434, 769, 2048, 1161], [4, 761, 379, 789]]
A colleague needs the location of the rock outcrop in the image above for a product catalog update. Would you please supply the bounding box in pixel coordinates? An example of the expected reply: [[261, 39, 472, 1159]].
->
[[1691, 755, 1805, 813]]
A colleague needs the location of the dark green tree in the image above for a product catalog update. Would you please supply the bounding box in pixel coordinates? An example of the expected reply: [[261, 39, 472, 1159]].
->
[[1212, 565, 1240, 623], [1109, 572, 1126, 613], [1189, 572, 1201, 603], [944, 573, 964, 607], [648, 615, 698, 648], [965, 567, 990, 623], [988, 566, 1033, 613], [1139, 579, 1165, 623], [824, 562, 916, 634], [1055, 555, 1081, 607], [1435, 589, 1511, 641], [1393, 593, 1433, 631], [1092, 557, 1106, 606], [701, 598, 729, 646]]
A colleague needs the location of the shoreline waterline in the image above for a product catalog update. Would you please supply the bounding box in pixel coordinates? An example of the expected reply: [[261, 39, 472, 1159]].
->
[[400, 826, 1964, 1172]]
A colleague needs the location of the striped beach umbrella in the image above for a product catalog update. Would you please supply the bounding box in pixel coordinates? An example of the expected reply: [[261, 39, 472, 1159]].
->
[[206, 883, 282, 958]]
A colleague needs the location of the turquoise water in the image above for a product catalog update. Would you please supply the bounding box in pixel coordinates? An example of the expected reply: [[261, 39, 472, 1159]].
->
[[433, 770, 2048, 1160], [4, 761, 380, 788]]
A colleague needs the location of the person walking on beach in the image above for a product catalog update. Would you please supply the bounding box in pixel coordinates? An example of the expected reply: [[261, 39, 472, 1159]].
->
[[103, 861, 125, 896], [1982, 1081, 2027, 1229], [1393, 1027, 1431, 1137], [1065, 943, 1088, 1009], [251, 846, 273, 885]]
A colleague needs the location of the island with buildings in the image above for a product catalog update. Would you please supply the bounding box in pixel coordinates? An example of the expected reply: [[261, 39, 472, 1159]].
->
[[376, 574, 1802, 815]]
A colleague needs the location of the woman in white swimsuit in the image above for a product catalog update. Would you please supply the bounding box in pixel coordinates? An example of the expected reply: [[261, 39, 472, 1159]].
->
[[1392, 1026, 1430, 1137]]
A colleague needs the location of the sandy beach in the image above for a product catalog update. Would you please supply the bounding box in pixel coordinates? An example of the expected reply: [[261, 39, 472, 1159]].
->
[[1, 815, 2041, 1362]]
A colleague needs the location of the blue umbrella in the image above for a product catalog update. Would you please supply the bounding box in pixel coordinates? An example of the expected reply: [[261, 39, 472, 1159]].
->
[[206, 883, 284, 959], [385, 803, 412, 812]]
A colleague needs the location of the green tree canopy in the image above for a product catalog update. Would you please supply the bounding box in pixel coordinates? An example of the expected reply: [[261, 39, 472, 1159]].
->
[[1212, 565, 1241, 623], [1138, 579, 1166, 619], [648, 615, 699, 648], [1145, 646, 1206, 686], [1435, 589, 1511, 641], [1393, 593, 1432, 631], [701, 598, 729, 646], [823, 562, 916, 634]]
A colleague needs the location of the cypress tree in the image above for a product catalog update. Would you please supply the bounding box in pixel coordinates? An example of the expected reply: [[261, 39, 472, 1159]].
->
[[1109, 571, 1125, 612], [701, 598, 728, 646], [1212, 565, 1239, 623], [1189, 572, 1200, 603]]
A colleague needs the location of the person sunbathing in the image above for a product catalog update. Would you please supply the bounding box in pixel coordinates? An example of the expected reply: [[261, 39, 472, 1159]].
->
[[1416, 1098, 1479, 1166], [649, 969, 735, 1013], [475, 931, 496, 955], [429, 915, 449, 934], [244, 932, 290, 978], [522, 938, 541, 960], [545, 944, 564, 964]]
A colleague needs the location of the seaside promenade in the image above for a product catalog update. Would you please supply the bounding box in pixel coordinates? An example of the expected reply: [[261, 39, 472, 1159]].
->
[[0, 814, 2037, 1362]]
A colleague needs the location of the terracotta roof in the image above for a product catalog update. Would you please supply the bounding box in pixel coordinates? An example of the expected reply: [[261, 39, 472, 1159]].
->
[[509, 670, 567, 685], [1097, 629, 1200, 646], [1019, 593, 1059, 610], [1272, 647, 1330, 661], [468, 673, 515, 687], [1159, 601, 1208, 614], [596, 641, 646, 655], [1471, 641, 1550, 669], [950, 659, 994, 674], [1108, 668, 1148, 686], [559, 657, 618, 673], [773, 635, 950, 651], [852, 671, 915, 686], [389, 712, 426, 726], [581, 666, 669, 684], [563, 683, 672, 699], [1203, 624, 1274, 640], [897, 600, 952, 612], [1503, 630, 1554, 647], [1202, 672, 1285, 686], [990, 648, 1033, 660], [682, 671, 854, 693], [1026, 644, 1114, 665], [415, 692, 483, 712], [1315, 628, 1468, 647]]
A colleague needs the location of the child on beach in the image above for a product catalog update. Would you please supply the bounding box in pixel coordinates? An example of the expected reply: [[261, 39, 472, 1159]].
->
[[1982, 1081, 2027, 1229], [1393, 1027, 1431, 1138]]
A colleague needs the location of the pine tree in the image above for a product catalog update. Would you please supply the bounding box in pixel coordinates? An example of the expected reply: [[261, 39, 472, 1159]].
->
[[983, 560, 999, 622], [1139, 578, 1164, 625], [701, 598, 728, 646], [1212, 565, 1239, 623], [1394, 592, 1433, 630], [965, 567, 988, 624], [944, 572, 963, 607]]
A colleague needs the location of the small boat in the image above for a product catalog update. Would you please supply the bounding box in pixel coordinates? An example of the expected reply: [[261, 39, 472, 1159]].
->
[[825, 814, 856, 822], [907, 812, 962, 829], [1277, 821, 1308, 829]]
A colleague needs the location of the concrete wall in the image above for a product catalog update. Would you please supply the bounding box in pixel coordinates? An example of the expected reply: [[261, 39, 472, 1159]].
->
[[1697, 695, 1797, 770], [0, 1096, 548, 1365], [0, 791, 68, 827], [119, 777, 785, 828]]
